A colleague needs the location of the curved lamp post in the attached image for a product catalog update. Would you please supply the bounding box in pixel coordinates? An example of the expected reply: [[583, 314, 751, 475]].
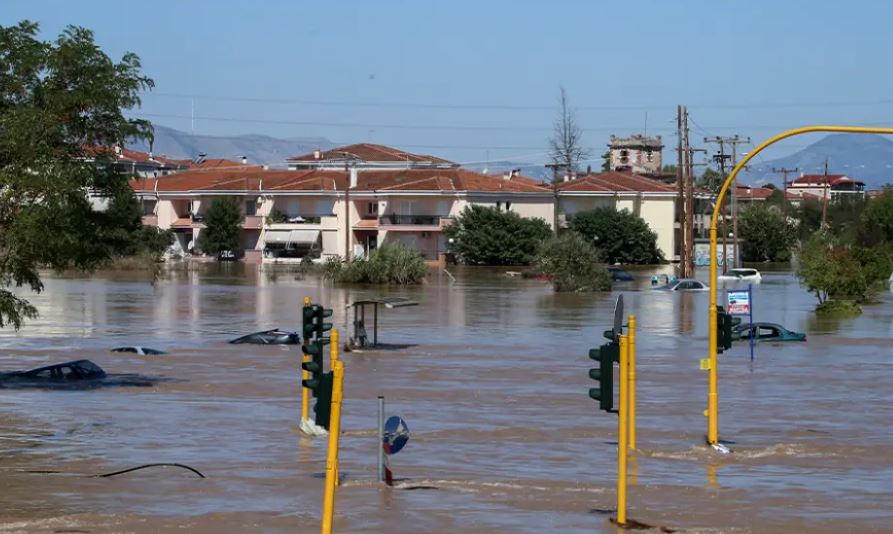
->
[[706, 125, 893, 446]]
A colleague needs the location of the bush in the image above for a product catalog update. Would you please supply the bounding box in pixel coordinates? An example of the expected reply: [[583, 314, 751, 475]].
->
[[816, 300, 862, 317], [327, 244, 427, 284], [444, 205, 551, 265], [535, 233, 612, 292], [738, 203, 795, 262], [569, 207, 664, 264], [796, 234, 890, 307]]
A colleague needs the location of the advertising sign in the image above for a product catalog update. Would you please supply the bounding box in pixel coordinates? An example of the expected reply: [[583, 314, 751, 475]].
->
[[727, 290, 751, 315]]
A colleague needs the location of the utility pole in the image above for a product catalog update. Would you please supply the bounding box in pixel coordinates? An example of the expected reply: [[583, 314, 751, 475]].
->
[[704, 135, 749, 271], [821, 158, 830, 227], [773, 166, 799, 216], [686, 145, 706, 277], [677, 106, 686, 275]]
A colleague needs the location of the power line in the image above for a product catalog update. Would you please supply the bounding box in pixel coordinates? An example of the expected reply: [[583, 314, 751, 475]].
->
[[143, 91, 893, 112]]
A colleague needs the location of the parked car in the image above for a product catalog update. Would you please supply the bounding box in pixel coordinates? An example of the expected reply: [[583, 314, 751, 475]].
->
[[229, 329, 300, 345], [718, 268, 762, 282], [217, 250, 237, 262], [654, 279, 710, 292], [111, 346, 166, 355], [606, 267, 634, 282], [732, 322, 806, 342]]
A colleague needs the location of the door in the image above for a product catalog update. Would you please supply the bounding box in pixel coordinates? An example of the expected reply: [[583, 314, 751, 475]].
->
[[367, 234, 378, 252]]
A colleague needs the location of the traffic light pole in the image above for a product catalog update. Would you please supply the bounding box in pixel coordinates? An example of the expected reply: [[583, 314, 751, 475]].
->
[[616, 334, 630, 526], [321, 359, 345, 534], [628, 316, 637, 451], [706, 125, 893, 448], [302, 297, 312, 426]]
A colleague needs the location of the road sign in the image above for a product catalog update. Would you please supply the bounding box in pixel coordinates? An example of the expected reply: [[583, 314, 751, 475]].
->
[[727, 290, 750, 315], [612, 294, 624, 342], [383, 416, 410, 455]]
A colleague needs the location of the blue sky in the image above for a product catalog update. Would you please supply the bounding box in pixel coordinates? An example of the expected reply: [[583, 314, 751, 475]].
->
[[4, 0, 893, 168]]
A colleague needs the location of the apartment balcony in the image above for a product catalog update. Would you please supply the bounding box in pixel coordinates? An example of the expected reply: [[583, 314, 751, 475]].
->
[[243, 215, 263, 230], [266, 215, 328, 230], [378, 214, 449, 231]]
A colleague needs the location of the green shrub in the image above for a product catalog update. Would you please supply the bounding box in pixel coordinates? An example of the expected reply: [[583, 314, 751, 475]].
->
[[444, 205, 551, 265], [569, 207, 664, 264], [327, 244, 427, 284], [535, 233, 611, 292], [816, 300, 862, 317], [738, 203, 795, 262]]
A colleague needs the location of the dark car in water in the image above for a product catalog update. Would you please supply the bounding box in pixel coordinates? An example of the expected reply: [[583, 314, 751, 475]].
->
[[606, 267, 634, 282], [0, 360, 160, 389], [732, 322, 806, 342], [229, 329, 300, 345]]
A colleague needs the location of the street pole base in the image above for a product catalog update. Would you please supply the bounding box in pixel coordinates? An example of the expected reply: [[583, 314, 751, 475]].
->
[[610, 517, 675, 532], [300, 418, 328, 436]]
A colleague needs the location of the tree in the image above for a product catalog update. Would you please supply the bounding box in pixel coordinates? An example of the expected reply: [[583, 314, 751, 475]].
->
[[797, 233, 890, 307], [1, 21, 154, 329], [600, 151, 611, 172], [328, 243, 428, 284], [444, 205, 551, 265], [737, 203, 795, 262], [569, 207, 664, 264], [661, 164, 677, 175], [796, 198, 824, 240], [859, 188, 893, 245], [200, 198, 243, 257], [697, 168, 723, 193], [535, 232, 611, 292], [548, 86, 589, 173]]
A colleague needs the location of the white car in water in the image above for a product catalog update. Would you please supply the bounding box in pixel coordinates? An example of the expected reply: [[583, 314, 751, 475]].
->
[[718, 268, 762, 283], [655, 279, 710, 292]]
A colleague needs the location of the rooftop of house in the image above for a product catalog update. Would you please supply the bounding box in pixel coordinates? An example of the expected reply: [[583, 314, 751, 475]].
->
[[81, 146, 190, 168], [287, 143, 456, 165], [789, 174, 864, 186], [557, 172, 678, 193], [130, 167, 551, 194]]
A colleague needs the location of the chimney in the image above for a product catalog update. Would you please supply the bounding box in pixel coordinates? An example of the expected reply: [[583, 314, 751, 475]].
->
[[349, 167, 358, 188], [586, 165, 591, 175], [314, 149, 321, 160], [503, 171, 511, 180], [241, 156, 248, 165]]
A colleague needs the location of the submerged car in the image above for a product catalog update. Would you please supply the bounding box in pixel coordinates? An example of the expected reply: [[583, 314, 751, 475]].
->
[[111, 346, 166, 355], [0, 360, 162, 389], [718, 268, 762, 282], [229, 329, 300, 345], [606, 267, 634, 282], [732, 322, 806, 342], [654, 279, 710, 292]]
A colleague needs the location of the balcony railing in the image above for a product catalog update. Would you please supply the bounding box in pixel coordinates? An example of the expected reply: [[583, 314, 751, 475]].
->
[[379, 214, 441, 225]]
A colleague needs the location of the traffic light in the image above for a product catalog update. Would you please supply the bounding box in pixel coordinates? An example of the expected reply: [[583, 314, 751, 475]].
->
[[588, 341, 619, 412], [301, 338, 330, 395], [311, 371, 334, 429], [302, 304, 333, 341], [716, 306, 735, 353]]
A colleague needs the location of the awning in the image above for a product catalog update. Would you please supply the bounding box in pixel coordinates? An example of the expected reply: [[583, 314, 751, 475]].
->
[[264, 229, 320, 245]]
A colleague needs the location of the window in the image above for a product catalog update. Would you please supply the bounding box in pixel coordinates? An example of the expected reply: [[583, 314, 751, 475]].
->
[[505, 201, 512, 211], [367, 202, 379, 215], [245, 199, 257, 216], [496, 202, 502, 210], [141, 199, 156, 216]]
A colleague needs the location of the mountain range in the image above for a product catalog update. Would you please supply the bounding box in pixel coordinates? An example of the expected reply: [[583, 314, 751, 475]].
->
[[740, 133, 893, 189], [128, 125, 335, 167]]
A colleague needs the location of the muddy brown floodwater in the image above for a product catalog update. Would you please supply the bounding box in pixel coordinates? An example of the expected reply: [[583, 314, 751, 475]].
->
[[0, 264, 891, 533]]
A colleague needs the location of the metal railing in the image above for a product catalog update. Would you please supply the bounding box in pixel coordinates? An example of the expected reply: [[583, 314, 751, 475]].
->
[[379, 214, 441, 225]]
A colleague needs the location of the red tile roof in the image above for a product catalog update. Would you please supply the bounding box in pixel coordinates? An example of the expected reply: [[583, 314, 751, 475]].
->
[[353, 169, 551, 193], [82, 146, 189, 167], [735, 185, 776, 200], [129, 168, 549, 194], [790, 174, 863, 186], [130, 169, 348, 193], [190, 158, 254, 169], [557, 172, 677, 193], [288, 143, 454, 164]]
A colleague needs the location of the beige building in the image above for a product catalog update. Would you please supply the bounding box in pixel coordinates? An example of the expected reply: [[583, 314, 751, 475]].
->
[[607, 134, 663, 175]]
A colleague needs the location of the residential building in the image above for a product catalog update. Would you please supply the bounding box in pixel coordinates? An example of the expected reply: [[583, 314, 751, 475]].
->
[[131, 166, 552, 262], [607, 134, 663, 176], [81, 146, 191, 177], [287, 143, 458, 171], [557, 172, 681, 259], [787, 174, 866, 201]]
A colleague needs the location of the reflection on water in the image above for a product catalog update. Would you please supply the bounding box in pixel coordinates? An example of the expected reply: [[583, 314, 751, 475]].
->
[[0, 264, 891, 532]]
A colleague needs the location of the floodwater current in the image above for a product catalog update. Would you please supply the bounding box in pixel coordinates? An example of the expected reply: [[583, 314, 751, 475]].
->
[[0, 264, 891, 533]]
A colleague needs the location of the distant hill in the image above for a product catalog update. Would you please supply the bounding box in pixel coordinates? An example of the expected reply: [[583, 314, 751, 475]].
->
[[129, 125, 335, 167], [741, 133, 893, 189]]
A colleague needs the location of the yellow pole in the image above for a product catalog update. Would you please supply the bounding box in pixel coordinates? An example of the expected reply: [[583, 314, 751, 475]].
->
[[616, 335, 629, 526], [705, 125, 893, 445], [302, 296, 312, 423], [628, 315, 636, 451], [330, 329, 340, 486], [321, 359, 344, 534]]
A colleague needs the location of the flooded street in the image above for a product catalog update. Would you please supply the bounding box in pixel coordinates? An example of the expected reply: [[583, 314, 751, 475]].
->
[[1, 265, 891, 533]]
